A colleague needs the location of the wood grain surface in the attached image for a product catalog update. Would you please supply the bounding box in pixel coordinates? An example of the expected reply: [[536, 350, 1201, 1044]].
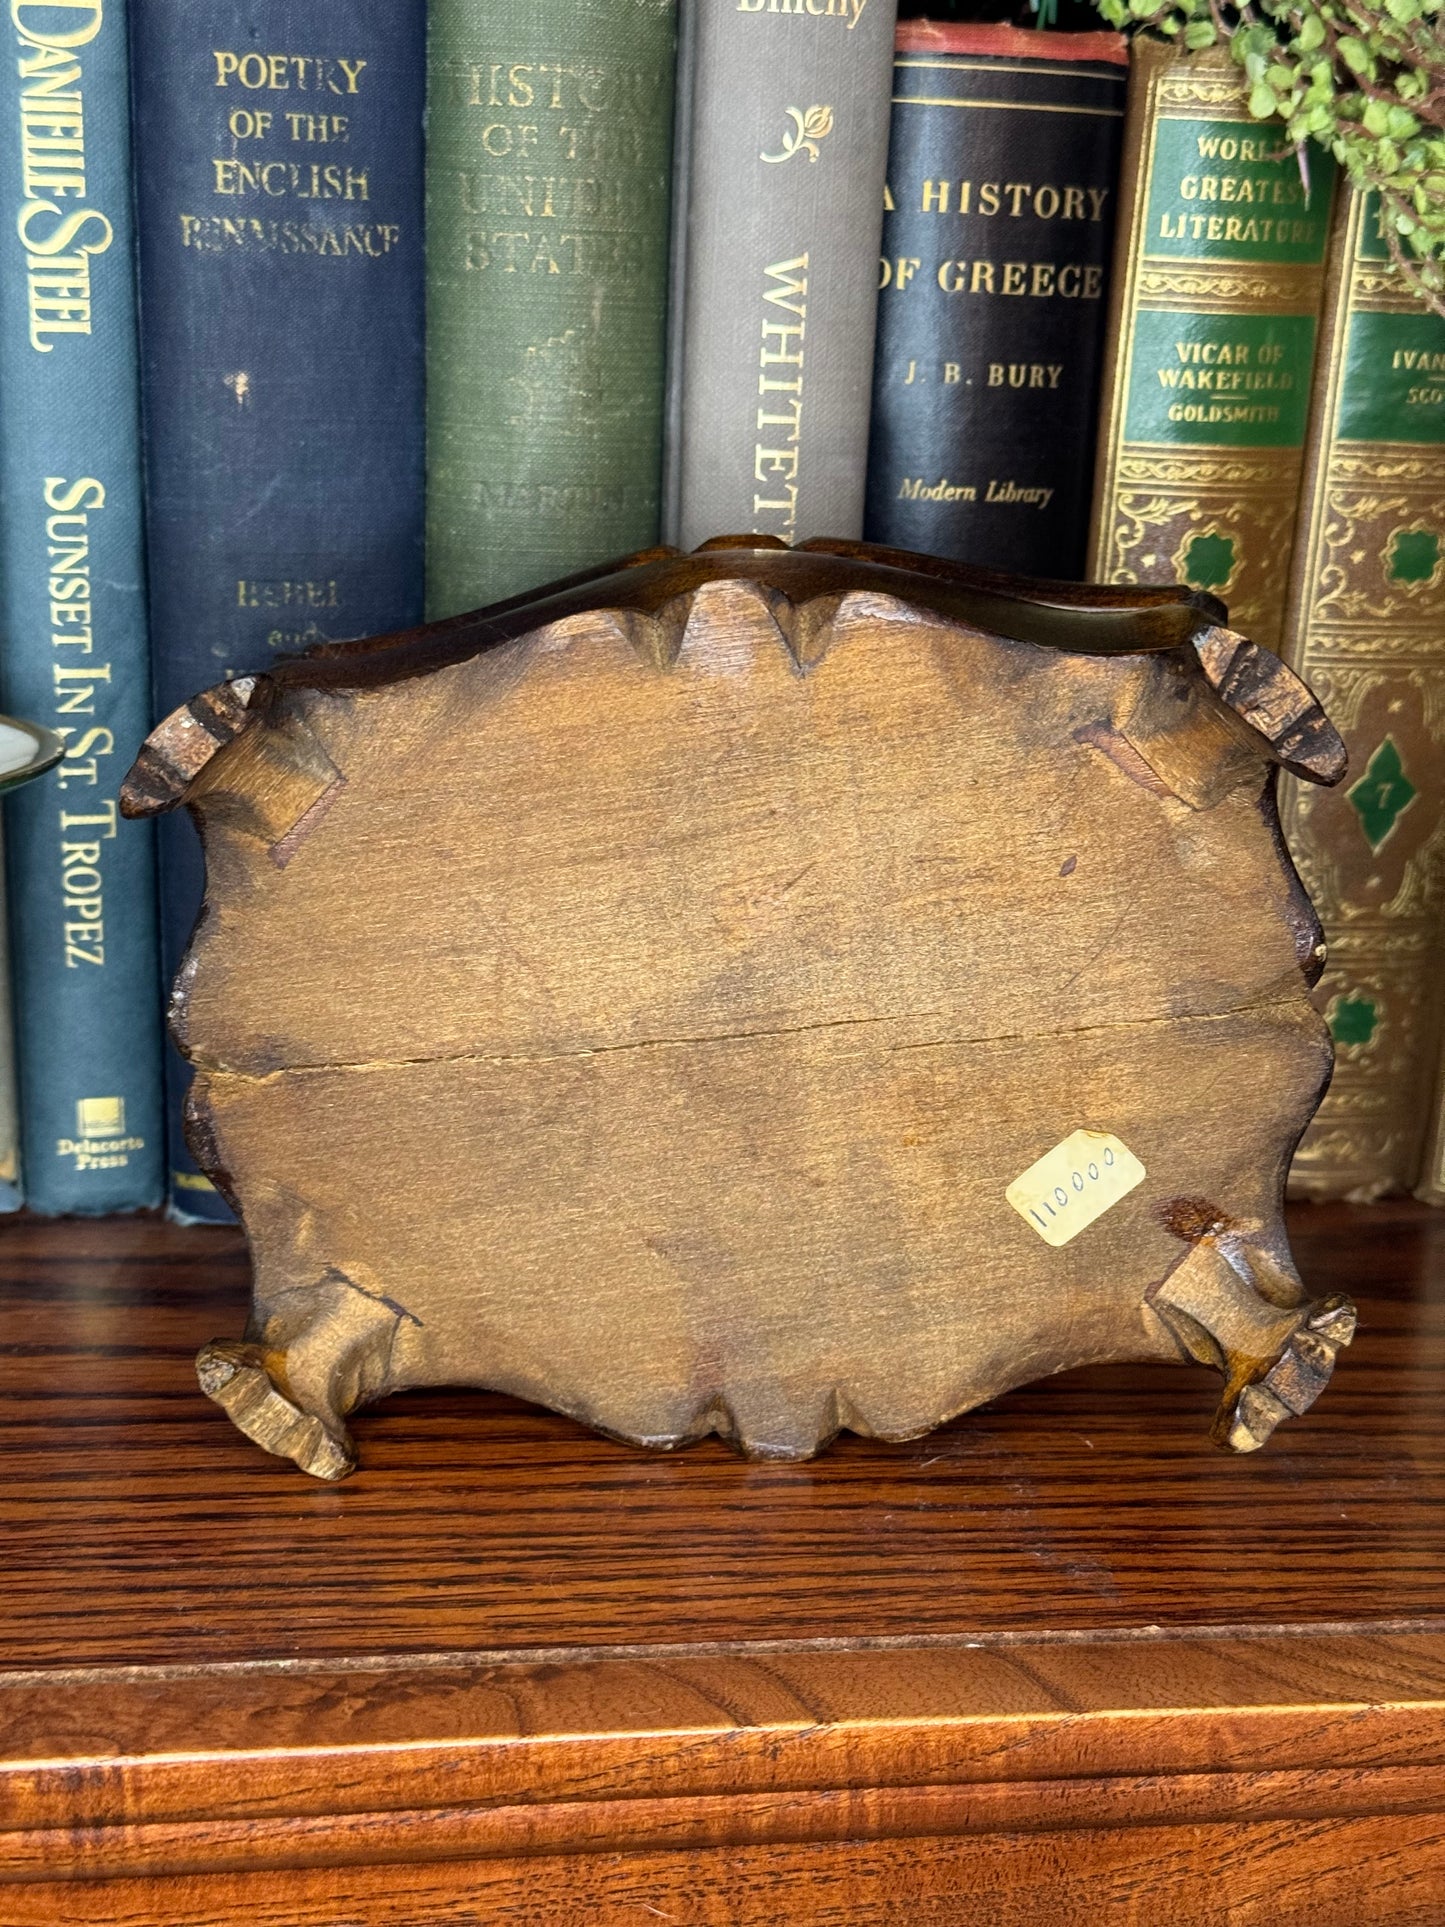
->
[[2, 1201, 1442, 1921], [0, 1201, 1440, 1665], [125, 548, 1353, 1481]]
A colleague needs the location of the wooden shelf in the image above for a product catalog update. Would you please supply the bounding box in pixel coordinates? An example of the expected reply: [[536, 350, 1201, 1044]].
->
[[2, 1200, 1444, 1921]]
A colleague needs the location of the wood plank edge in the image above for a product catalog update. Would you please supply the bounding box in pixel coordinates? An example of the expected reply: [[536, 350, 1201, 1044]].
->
[[6, 1762, 1445, 1885]]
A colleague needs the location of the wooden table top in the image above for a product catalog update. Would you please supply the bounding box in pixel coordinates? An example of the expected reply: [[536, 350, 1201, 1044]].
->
[[4, 1201, 1445, 1921], [1, 1196, 1439, 1672]]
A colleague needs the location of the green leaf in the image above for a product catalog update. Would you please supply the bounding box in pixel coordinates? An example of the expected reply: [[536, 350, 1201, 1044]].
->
[[1088, 0, 1445, 316]]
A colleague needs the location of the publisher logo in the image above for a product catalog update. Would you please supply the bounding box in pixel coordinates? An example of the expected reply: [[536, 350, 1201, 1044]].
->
[[57, 1097, 145, 1171], [76, 1096, 125, 1138]]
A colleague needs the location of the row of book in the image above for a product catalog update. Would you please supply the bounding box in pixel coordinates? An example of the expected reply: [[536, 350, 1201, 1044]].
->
[[0, 1, 1441, 1219]]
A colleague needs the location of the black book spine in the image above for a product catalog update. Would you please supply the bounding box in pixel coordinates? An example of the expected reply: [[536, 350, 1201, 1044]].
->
[[864, 31, 1126, 576]]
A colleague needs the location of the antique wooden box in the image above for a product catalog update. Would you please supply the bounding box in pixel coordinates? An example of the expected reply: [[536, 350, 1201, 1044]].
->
[[121, 539, 1354, 1481]]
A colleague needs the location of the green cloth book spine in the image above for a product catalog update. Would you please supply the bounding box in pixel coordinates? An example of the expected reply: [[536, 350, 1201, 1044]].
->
[[426, 0, 678, 617], [1087, 34, 1336, 650], [1275, 189, 1445, 1201]]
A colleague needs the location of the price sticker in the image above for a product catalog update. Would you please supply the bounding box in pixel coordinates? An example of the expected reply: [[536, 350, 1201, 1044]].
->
[[1005, 1130, 1145, 1248]]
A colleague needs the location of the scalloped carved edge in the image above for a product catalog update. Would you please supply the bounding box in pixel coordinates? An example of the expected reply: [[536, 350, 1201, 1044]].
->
[[120, 542, 1344, 822]]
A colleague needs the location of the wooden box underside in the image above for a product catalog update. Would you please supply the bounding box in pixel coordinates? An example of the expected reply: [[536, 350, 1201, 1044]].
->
[[122, 542, 1353, 1479]]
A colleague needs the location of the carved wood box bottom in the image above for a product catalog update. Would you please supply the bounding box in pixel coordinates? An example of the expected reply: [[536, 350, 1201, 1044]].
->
[[121, 538, 1355, 1481]]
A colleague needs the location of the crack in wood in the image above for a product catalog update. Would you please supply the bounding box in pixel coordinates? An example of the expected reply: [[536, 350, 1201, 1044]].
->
[[192, 996, 1322, 1083]]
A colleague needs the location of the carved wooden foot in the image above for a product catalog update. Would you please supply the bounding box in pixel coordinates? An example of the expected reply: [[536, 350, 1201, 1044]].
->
[[1148, 1213, 1356, 1453], [196, 1340, 355, 1482], [195, 1266, 419, 1479]]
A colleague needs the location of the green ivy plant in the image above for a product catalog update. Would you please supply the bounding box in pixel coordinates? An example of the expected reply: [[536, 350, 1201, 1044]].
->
[[1092, 0, 1445, 313]]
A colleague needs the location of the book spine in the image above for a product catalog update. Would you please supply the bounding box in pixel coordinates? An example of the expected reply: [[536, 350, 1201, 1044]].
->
[[426, 0, 678, 618], [1415, 1047, 1445, 1206], [665, 0, 899, 552], [0, 842, 20, 1211], [0, 0, 165, 1213], [1275, 188, 1445, 1202], [864, 25, 1127, 576], [659, 0, 697, 546], [1087, 34, 1336, 650], [130, 0, 425, 1219]]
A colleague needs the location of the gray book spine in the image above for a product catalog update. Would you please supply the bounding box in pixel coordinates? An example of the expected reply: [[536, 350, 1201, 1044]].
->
[[665, 0, 898, 550]]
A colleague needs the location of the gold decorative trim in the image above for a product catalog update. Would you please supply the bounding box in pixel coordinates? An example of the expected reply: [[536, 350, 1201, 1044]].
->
[[1299, 484, 1445, 630], [1136, 263, 1321, 311], [1168, 519, 1244, 601], [1157, 75, 1246, 112], [1116, 449, 1304, 485], [760, 104, 834, 165], [890, 93, 1122, 118], [1098, 476, 1303, 642], [1348, 264, 1423, 312], [1327, 447, 1445, 486], [1379, 519, 1445, 600]]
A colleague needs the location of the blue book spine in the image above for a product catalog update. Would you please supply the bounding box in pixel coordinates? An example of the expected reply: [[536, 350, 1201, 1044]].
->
[[129, 0, 425, 1218], [0, 841, 22, 1211], [0, 0, 165, 1213]]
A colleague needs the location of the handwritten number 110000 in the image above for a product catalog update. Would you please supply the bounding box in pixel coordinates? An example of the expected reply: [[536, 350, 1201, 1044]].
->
[[1027, 1144, 1116, 1233]]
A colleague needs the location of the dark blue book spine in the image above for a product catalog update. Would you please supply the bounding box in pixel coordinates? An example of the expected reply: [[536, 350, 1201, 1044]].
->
[[0, 848, 22, 1211], [864, 28, 1127, 578], [129, 0, 425, 1218], [0, 0, 166, 1213]]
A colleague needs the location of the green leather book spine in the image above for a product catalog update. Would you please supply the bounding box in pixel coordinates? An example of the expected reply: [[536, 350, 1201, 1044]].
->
[[1088, 34, 1336, 650], [1276, 189, 1445, 1201], [426, 0, 678, 617]]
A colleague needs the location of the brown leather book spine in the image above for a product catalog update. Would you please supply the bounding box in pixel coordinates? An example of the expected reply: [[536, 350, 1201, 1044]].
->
[[1415, 1063, 1445, 1206], [1278, 188, 1445, 1201]]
